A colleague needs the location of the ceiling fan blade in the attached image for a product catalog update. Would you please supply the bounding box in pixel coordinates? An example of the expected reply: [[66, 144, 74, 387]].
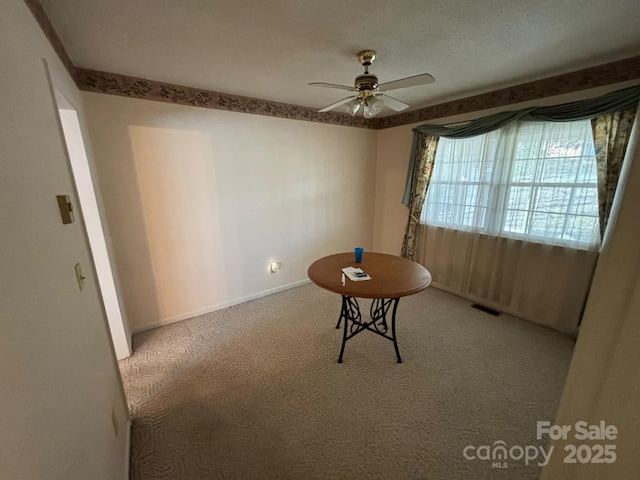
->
[[376, 93, 410, 112], [378, 73, 435, 92], [318, 96, 357, 113], [308, 82, 355, 92]]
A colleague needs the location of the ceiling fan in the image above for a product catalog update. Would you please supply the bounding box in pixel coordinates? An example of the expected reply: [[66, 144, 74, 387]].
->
[[309, 50, 435, 119]]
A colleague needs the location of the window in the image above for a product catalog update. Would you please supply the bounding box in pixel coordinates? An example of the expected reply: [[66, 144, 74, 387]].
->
[[421, 120, 599, 248]]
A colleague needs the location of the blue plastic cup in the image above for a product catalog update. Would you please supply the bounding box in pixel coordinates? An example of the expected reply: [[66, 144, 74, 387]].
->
[[354, 247, 364, 263]]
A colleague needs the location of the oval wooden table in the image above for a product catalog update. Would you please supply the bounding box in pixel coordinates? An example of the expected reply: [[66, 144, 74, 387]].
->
[[308, 252, 432, 363]]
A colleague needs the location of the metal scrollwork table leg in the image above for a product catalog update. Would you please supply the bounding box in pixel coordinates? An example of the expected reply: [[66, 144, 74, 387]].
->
[[337, 295, 402, 363]]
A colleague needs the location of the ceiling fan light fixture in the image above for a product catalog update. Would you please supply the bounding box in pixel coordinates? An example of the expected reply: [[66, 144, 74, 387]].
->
[[345, 99, 361, 116], [363, 96, 384, 119]]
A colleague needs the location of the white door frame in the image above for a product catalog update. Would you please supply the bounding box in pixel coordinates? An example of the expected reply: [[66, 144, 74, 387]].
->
[[53, 87, 132, 360]]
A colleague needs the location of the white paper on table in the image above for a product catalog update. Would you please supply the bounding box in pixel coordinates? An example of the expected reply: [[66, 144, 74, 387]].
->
[[341, 267, 372, 282]]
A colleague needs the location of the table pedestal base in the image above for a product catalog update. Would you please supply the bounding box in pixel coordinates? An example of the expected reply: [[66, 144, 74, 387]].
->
[[336, 296, 402, 363]]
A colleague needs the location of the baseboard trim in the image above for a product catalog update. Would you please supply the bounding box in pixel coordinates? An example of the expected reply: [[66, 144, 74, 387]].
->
[[132, 279, 311, 333]]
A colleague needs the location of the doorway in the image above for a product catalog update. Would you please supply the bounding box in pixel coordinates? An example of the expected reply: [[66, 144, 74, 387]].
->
[[54, 88, 132, 360]]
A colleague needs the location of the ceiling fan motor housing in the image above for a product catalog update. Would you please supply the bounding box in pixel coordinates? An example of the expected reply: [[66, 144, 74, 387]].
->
[[355, 74, 378, 92]]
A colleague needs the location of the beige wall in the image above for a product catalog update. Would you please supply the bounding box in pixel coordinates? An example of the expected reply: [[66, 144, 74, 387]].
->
[[373, 124, 415, 255], [83, 94, 377, 331], [0, 1, 129, 479]]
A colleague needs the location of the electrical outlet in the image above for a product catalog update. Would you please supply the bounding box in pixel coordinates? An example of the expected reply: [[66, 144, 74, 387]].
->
[[269, 262, 282, 274], [111, 408, 119, 437]]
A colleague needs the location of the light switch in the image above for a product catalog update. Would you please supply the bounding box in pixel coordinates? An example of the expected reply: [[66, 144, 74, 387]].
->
[[74, 263, 86, 291]]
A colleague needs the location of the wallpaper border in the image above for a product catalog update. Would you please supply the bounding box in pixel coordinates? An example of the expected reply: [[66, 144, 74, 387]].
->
[[75, 68, 369, 128]]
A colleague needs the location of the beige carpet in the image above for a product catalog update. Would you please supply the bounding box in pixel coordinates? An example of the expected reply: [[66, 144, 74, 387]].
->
[[119, 283, 574, 479]]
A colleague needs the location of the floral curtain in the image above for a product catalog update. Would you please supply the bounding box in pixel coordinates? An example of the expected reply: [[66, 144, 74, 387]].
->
[[400, 132, 439, 260], [591, 106, 638, 239]]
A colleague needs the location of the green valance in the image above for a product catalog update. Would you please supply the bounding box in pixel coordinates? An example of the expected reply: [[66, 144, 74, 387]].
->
[[402, 85, 640, 205], [414, 85, 640, 138]]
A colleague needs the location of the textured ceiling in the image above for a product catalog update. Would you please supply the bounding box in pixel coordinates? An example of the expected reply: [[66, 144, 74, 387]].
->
[[40, 0, 640, 117]]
